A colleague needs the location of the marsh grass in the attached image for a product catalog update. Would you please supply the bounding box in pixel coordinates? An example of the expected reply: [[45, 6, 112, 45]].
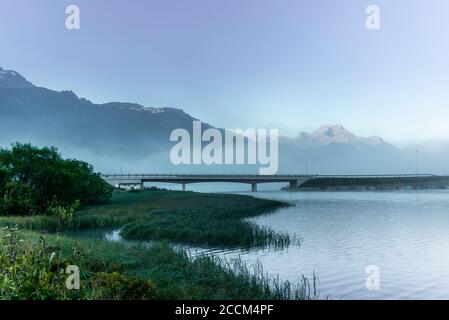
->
[[0, 227, 156, 300], [0, 229, 317, 300], [186, 255, 320, 300], [0, 189, 318, 300], [0, 190, 296, 249], [72, 237, 318, 300]]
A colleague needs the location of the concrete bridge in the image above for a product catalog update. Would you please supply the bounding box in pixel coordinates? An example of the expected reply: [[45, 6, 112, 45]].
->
[[101, 173, 447, 192], [101, 173, 314, 192]]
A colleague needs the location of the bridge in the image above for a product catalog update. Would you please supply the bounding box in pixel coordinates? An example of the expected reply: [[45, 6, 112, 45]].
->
[[101, 173, 448, 192]]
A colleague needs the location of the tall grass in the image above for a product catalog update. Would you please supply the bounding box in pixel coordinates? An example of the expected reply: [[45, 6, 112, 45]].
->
[[186, 255, 320, 300], [0, 229, 317, 300], [79, 238, 318, 300], [0, 190, 296, 249], [0, 227, 155, 300], [100, 190, 295, 249], [0, 190, 317, 300]]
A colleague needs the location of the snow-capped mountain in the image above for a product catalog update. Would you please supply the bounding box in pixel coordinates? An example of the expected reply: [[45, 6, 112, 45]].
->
[[0, 66, 35, 88], [283, 124, 393, 148], [277, 124, 405, 174]]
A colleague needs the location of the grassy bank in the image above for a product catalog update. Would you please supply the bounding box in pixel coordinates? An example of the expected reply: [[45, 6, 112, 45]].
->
[[0, 190, 313, 300], [0, 228, 316, 300], [0, 190, 294, 249]]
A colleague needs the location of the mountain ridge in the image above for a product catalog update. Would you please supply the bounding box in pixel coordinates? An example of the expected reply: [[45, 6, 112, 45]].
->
[[0, 66, 395, 147], [0, 66, 35, 88], [0, 66, 411, 174]]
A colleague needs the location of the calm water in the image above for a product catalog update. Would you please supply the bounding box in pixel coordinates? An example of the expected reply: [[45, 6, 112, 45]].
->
[[184, 190, 449, 300]]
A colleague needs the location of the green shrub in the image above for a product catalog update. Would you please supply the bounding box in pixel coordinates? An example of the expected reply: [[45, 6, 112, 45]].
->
[[0, 143, 113, 216], [92, 272, 155, 300], [47, 200, 80, 226]]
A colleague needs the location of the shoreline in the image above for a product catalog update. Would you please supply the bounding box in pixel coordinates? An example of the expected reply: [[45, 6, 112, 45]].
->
[[0, 189, 314, 300]]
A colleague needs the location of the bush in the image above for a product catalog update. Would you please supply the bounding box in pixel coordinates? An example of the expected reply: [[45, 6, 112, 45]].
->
[[47, 200, 80, 225], [92, 272, 155, 300], [0, 143, 113, 216]]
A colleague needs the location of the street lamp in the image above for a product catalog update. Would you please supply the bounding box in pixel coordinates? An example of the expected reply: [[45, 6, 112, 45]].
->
[[120, 148, 124, 175], [305, 149, 309, 175], [415, 150, 419, 176]]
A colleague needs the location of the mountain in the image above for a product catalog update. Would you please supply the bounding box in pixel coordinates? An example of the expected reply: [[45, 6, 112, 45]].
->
[[276, 125, 405, 174], [0, 66, 421, 174], [0, 67, 34, 88], [281, 124, 396, 149], [0, 67, 219, 172]]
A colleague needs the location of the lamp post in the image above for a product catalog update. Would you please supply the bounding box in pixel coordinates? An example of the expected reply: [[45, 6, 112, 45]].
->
[[120, 148, 124, 175], [305, 149, 309, 175], [415, 150, 419, 176]]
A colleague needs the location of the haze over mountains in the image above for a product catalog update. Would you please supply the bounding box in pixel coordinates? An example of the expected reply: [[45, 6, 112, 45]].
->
[[0, 67, 445, 174]]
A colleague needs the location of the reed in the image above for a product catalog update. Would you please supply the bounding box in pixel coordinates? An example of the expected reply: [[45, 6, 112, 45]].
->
[[0, 190, 296, 249], [0, 229, 317, 300]]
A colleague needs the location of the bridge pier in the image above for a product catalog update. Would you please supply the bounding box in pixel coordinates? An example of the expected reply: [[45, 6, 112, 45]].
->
[[251, 183, 257, 192], [182, 183, 186, 191]]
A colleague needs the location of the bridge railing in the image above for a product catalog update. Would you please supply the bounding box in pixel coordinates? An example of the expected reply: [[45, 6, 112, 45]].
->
[[101, 173, 316, 178], [101, 173, 437, 180], [314, 174, 436, 178]]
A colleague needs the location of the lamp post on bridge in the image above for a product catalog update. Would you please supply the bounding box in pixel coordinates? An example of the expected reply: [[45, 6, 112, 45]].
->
[[415, 150, 419, 176], [119, 148, 124, 175], [305, 149, 309, 175]]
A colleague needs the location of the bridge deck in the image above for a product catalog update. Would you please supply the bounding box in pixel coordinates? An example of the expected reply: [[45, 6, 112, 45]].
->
[[101, 173, 442, 191], [102, 173, 435, 181]]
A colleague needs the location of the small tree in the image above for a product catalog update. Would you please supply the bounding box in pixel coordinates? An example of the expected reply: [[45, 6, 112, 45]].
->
[[0, 143, 113, 216]]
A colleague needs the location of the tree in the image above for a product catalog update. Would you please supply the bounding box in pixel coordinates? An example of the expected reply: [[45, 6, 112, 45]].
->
[[0, 143, 112, 215], [0, 168, 8, 191]]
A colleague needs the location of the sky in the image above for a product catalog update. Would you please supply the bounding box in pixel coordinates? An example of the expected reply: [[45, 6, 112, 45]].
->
[[1, 0, 449, 144]]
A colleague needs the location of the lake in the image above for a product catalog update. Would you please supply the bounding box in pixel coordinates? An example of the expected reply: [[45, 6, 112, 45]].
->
[[185, 190, 449, 300]]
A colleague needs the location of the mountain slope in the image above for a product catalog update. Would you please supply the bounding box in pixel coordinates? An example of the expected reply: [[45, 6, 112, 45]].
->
[[0, 68, 213, 162], [0, 67, 411, 174], [0, 67, 34, 88]]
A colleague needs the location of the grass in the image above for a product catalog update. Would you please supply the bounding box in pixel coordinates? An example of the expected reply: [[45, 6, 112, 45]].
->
[[0, 228, 317, 300], [0, 190, 315, 300], [76, 237, 317, 300], [0, 190, 295, 249]]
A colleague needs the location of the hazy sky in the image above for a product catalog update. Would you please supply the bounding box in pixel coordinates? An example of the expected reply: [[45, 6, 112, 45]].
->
[[1, 0, 449, 143]]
